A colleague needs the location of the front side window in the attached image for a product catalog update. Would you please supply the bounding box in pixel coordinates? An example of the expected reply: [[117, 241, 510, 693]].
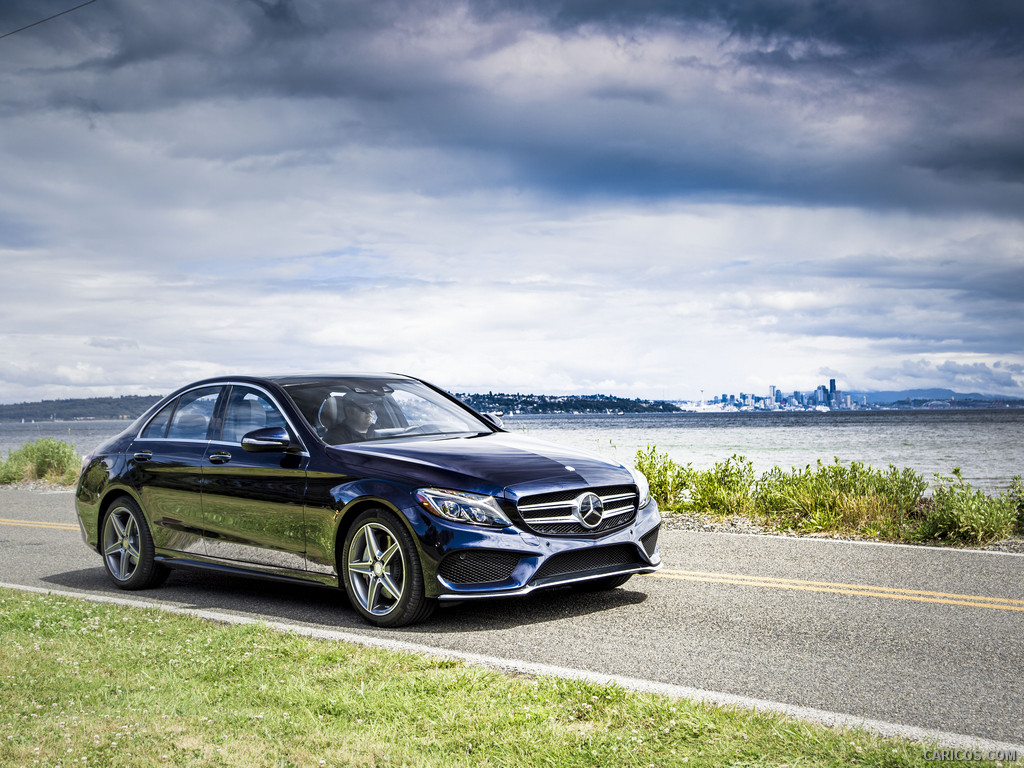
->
[[283, 378, 488, 445], [220, 387, 287, 443]]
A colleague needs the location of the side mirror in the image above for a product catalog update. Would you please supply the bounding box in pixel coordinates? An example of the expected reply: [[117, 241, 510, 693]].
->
[[480, 412, 504, 430], [241, 426, 293, 452]]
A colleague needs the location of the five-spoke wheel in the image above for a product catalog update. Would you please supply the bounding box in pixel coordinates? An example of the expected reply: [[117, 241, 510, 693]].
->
[[100, 496, 166, 590], [342, 509, 434, 627]]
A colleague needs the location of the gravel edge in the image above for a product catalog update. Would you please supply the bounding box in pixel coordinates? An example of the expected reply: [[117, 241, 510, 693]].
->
[[659, 510, 1024, 554]]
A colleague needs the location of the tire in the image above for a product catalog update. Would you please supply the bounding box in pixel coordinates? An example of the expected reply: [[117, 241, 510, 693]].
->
[[341, 508, 435, 627], [572, 573, 633, 592], [100, 496, 168, 590]]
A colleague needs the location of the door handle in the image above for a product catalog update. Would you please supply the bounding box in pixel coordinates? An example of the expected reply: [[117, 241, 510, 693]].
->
[[133, 451, 152, 462], [208, 452, 232, 465]]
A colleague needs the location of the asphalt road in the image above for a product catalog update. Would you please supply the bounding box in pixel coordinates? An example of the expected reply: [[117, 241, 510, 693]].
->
[[2, 486, 1022, 749]]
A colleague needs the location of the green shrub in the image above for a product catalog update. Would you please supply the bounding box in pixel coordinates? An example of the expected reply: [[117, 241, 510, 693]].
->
[[633, 447, 755, 516], [634, 446, 1021, 545], [916, 468, 1018, 545], [0, 438, 80, 485], [634, 445, 691, 509], [686, 455, 756, 517], [1006, 475, 1024, 534], [755, 459, 926, 536]]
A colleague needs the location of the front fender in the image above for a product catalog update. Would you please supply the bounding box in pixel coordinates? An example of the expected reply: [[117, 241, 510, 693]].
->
[[303, 476, 437, 578]]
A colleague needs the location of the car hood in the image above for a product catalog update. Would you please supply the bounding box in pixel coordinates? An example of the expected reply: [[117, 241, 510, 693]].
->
[[326, 433, 632, 499]]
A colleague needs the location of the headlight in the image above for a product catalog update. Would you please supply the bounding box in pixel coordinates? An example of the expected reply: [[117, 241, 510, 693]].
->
[[630, 467, 652, 507], [415, 488, 513, 528]]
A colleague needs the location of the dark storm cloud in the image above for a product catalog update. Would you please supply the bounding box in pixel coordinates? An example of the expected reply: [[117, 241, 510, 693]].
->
[[866, 359, 1021, 392], [819, 251, 1024, 304], [4, 0, 1022, 212], [470, 0, 1024, 55], [465, 0, 1024, 207]]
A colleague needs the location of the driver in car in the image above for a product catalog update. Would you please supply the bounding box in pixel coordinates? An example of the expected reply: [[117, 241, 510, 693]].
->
[[326, 393, 379, 443]]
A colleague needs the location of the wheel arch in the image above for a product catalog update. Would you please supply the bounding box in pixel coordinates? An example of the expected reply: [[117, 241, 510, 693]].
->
[[79, 484, 145, 553], [332, 496, 418, 565], [97, 486, 145, 527]]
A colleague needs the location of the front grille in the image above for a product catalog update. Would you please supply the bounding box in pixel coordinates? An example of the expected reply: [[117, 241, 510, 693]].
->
[[641, 525, 660, 556], [437, 550, 522, 585], [533, 543, 645, 583], [517, 484, 638, 537]]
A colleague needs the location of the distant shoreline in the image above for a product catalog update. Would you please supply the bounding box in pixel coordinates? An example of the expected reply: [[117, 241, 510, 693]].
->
[[4, 405, 1024, 424]]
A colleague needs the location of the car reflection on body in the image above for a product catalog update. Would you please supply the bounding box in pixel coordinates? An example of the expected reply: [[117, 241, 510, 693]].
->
[[75, 374, 662, 627]]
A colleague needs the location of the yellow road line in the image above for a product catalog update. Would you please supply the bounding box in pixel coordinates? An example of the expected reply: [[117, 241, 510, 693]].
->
[[654, 569, 1024, 612], [0, 517, 78, 531]]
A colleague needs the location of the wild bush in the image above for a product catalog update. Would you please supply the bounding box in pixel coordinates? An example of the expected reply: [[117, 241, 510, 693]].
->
[[634, 447, 1020, 545], [755, 459, 926, 536], [0, 438, 80, 485], [634, 445, 691, 509], [1007, 475, 1024, 534], [686, 455, 756, 517], [916, 468, 1017, 544], [633, 447, 755, 516]]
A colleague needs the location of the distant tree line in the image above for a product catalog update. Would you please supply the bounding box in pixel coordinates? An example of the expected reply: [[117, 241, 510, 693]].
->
[[0, 395, 164, 422], [2, 392, 681, 422], [458, 392, 681, 414]]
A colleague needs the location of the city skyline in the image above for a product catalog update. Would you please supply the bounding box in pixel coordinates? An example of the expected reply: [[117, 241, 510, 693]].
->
[[2, 1, 1023, 404]]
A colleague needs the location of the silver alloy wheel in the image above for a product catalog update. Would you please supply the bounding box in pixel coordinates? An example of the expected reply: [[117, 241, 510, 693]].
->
[[102, 504, 142, 582], [346, 521, 407, 616]]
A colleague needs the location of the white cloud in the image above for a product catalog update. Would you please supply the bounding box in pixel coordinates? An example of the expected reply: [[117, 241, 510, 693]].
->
[[0, 0, 1022, 403]]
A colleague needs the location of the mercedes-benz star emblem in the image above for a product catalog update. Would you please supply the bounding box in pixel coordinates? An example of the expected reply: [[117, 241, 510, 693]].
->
[[573, 492, 605, 529]]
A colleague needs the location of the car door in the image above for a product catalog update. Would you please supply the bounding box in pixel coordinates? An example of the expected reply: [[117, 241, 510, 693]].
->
[[128, 385, 222, 556], [201, 384, 309, 572]]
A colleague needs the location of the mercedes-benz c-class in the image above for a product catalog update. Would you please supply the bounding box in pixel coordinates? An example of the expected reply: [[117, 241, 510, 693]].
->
[[75, 374, 662, 626]]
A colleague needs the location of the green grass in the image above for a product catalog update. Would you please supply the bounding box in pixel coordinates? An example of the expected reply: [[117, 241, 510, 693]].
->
[[636, 447, 1023, 546], [0, 588, 970, 768], [0, 437, 79, 485]]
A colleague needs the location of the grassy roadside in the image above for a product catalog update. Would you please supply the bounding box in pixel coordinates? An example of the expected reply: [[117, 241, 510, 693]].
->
[[3, 437, 1021, 547], [0, 588, 981, 768], [636, 447, 1024, 547], [0, 437, 79, 486]]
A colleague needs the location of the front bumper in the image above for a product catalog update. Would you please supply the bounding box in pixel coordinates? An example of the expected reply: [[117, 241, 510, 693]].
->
[[427, 497, 662, 600]]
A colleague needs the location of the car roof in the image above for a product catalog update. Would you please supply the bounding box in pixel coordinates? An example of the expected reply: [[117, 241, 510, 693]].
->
[[263, 373, 415, 386], [175, 373, 414, 388]]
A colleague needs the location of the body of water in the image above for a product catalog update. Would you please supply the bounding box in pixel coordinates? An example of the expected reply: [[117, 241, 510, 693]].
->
[[0, 420, 134, 462], [502, 409, 1023, 493], [2, 409, 1021, 492]]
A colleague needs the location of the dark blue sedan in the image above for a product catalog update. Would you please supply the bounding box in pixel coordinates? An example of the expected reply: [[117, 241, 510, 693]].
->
[[75, 374, 662, 626]]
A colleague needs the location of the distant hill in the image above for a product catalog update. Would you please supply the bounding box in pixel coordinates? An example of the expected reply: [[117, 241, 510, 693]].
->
[[0, 395, 164, 422], [3, 387, 1018, 422], [2, 391, 679, 422], [457, 392, 681, 414], [848, 389, 1023, 405]]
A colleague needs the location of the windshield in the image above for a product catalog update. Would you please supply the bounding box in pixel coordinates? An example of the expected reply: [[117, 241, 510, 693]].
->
[[280, 377, 489, 445]]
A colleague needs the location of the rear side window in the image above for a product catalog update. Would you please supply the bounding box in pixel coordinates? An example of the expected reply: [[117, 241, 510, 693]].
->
[[140, 402, 174, 438], [220, 387, 287, 443], [167, 388, 221, 440], [141, 387, 222, 440]]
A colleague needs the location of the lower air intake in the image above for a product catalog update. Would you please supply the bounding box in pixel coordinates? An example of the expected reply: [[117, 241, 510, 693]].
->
[[437, 550, 522, 585], [640, 526, 660, 556], [532, 543, 645, 583]]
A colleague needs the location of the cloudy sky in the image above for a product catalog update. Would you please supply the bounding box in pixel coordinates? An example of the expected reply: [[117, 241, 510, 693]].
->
[[2, 0, 1022, 403]]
